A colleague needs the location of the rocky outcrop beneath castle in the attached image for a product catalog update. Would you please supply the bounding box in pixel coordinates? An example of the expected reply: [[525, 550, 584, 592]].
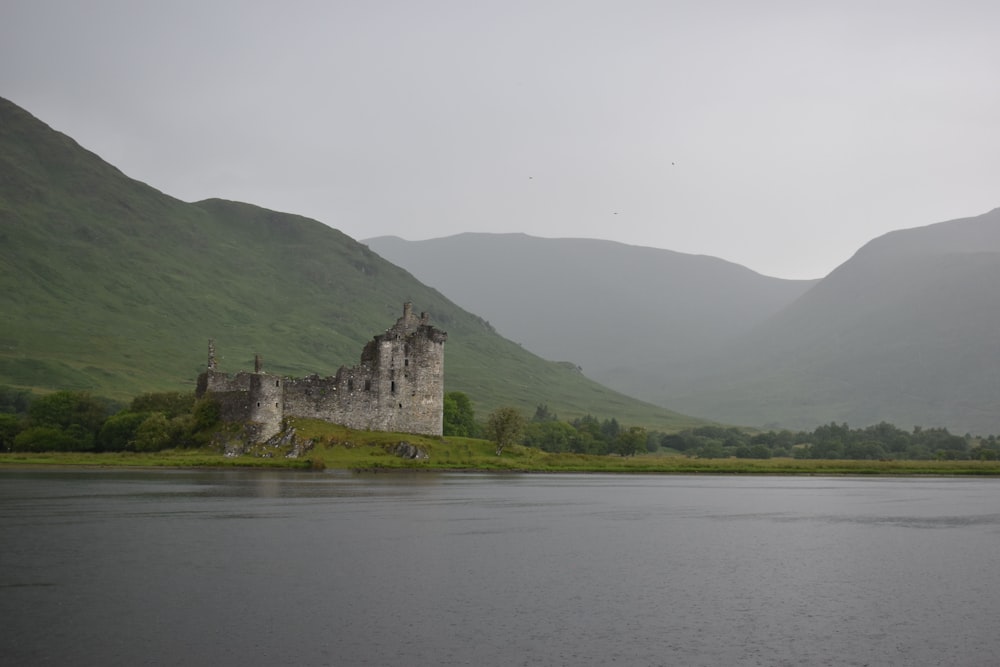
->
[[390, 441, 429, 460], [198, 303, 447, 443], [217, 424, 315, 459]]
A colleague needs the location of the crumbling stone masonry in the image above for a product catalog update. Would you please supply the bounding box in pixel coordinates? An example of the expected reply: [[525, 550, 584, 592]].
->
[[196, 303, 447, 441]]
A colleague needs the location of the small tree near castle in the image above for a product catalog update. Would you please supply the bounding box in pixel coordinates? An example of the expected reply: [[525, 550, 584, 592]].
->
[[486, 407, 525, 456]]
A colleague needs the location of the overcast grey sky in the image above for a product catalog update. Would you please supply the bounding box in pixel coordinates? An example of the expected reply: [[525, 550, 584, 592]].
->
[[2, 0, 998, 279]]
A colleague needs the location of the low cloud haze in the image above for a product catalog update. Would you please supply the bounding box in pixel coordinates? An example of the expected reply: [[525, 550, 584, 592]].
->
[[3, 0, 998, 278]]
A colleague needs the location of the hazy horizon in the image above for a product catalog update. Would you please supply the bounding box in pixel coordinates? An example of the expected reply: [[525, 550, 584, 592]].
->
[[3, 0, 998, 279]]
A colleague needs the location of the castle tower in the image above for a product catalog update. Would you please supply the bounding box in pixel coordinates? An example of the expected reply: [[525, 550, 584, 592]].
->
[[247, 371, 283, 441], [366, 303, 447, 435]]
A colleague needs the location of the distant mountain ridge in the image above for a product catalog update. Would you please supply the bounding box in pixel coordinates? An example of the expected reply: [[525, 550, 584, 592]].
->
[[0, 96, 701, 431], [365, 233, 817, 398], [665, 208, 1000, 433], [367, 210, 1000, 435]]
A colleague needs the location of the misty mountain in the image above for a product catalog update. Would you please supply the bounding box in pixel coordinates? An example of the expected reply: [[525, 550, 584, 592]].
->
[[366, 212, 1000, 435], [364, 233, 817, 400], [0, 96, 700, 431], [665, 208, 1000, 434]]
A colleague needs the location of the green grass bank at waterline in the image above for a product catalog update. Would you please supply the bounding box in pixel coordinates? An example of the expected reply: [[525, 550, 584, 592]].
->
[[5, 421, 1000, 475]]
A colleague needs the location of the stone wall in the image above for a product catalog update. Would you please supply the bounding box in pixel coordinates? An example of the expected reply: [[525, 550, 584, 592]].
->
[[196, 303, 447, 441]]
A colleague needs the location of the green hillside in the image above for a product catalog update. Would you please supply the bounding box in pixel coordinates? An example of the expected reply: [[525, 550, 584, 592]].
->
[[0, 96, 701, 431]]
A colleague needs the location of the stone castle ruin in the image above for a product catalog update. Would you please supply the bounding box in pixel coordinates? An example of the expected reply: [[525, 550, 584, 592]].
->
[[196, 303, 447, 441]]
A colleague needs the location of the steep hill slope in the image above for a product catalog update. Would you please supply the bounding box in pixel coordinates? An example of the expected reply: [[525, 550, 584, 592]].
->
[[666, 208, 1000, 433], [0, 96, 701, 431], [364, 233, 816, 401]]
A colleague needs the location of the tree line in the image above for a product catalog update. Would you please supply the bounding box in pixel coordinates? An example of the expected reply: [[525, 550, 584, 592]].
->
[[444, 395, 648, 457], [660, 422, 999, 460], [445, 394, 1000, 461], [0, 387, 219, 453], [2, 386, 997, 461]]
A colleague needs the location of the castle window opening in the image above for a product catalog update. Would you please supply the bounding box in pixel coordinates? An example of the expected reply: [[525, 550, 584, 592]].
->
[[275, 380, 279, 387], [365, 379, 371, 391], [391, 381, 396, 393]]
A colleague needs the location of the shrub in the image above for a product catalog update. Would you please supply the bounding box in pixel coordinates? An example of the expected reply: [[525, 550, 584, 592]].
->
[[13, 426, 79, 452], [132, 413, 172, 452], [0, 413, 22, 451], [97, 412, 150, 452], [192, 398, 221, 430]]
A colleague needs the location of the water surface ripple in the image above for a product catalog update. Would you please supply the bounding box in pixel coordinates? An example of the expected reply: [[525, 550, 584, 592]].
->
[[2, 470, 998, 666]]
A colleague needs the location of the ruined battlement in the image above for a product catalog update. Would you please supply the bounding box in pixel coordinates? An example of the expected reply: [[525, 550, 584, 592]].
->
[[196, 303, 447, 441]]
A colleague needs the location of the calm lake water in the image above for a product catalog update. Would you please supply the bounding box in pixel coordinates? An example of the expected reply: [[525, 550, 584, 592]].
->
[[2, 469, 1000, 666]]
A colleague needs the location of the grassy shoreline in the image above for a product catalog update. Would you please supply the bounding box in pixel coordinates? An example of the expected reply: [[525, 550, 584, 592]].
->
[[5, 440, 1000, 476], [5, 421, 1000, 475]]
